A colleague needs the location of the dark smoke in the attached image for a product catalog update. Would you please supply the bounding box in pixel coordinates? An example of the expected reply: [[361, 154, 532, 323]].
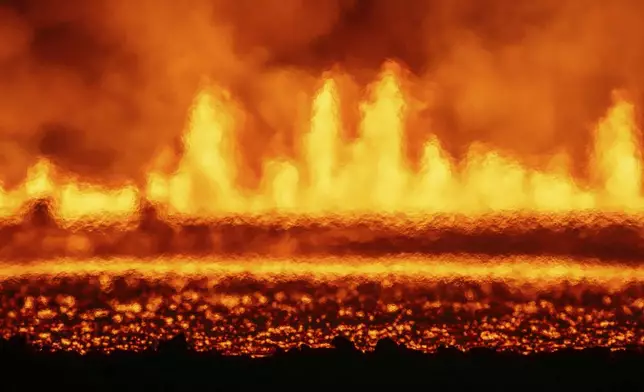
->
[[1, 0, 644, 187]]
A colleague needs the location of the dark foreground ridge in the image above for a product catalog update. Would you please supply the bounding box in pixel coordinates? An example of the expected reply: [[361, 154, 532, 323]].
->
[[2, 334, 643, 389]]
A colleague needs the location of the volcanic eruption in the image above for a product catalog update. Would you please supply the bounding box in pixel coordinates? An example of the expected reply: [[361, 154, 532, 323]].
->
[[1, 0, 644, 355]]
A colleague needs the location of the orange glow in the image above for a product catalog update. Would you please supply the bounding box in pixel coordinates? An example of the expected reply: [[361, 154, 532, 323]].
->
[[592, 94, 643, 210], [0, 62, 642, 222], [2, 255, 643, 355], [1, 255, 643, 286]]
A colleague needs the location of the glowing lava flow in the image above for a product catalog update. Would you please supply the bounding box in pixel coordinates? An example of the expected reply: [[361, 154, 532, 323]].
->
[[2, 255, 644, 355], [0, 62, 642, 223]]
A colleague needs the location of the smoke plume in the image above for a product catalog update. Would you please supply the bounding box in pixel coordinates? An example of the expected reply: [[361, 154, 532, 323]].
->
[[1, 0, 644, 187]]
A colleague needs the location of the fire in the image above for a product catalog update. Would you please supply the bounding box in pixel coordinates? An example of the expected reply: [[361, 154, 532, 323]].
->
[[305, 79, 341, 210], [1, 159, 138, 224], [592, 94, 642, 210], [1, 61, 642, 223]]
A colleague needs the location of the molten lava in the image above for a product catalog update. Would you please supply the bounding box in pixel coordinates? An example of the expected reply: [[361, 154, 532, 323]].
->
[[2, 62, 643, 355], [0, 62, 642, 223]]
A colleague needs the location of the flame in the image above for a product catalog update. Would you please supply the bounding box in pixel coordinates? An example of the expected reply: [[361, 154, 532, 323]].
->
[[1, 62, 643, 223], [592, 93, 643, 210]]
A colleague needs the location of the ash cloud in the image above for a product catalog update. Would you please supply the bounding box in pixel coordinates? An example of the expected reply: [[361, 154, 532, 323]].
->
[[0, 0, 643, 188]]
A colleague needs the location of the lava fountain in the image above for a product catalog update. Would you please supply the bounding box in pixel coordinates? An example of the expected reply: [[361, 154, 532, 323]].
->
[[0, 62, 641, 224], [1, 62, 644, 355]]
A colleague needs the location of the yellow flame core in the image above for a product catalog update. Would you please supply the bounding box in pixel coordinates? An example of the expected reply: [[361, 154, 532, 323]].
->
[[1, 63, 643, 222], [306, 79, 340, 211], [593, 97, 642, 210]]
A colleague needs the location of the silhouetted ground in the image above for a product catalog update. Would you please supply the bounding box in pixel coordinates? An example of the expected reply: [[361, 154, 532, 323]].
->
[[1, 333, 643, 389], [2, 203, 643, 389]]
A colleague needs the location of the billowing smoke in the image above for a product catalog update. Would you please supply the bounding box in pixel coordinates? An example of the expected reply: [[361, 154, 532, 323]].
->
[[1, 0, 644, 187]]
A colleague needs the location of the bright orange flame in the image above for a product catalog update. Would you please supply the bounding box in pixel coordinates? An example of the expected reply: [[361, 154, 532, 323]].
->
[[0, 62, 642, 222], [57, 183, 139, 223], [305, 78, 341, 211], [592, 93, 642, 210]]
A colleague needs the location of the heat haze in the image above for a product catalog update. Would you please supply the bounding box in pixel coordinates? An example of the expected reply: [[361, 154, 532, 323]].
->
[[0, 64, 641, 221], [0, 0, 643, 355]]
